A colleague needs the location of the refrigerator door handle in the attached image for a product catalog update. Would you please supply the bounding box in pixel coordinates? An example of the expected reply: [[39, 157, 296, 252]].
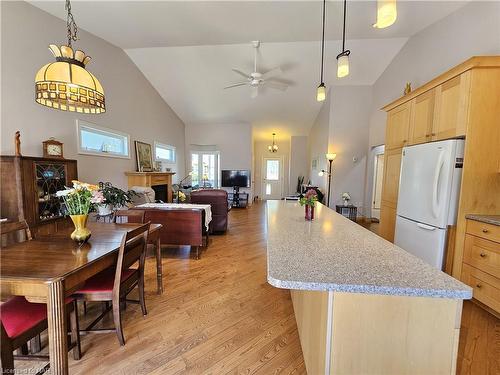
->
[[417, 222, 437, 231], [432, 150, 445, 218]]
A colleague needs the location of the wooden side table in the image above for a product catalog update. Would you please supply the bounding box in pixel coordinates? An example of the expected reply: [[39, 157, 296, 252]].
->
[[336, 205, 357, 222]]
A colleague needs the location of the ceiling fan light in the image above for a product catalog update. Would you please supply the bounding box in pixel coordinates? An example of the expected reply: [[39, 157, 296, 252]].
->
[[373, 0, 397, 29], [317, 83, 326, 102], [337, 54, 350, 78]]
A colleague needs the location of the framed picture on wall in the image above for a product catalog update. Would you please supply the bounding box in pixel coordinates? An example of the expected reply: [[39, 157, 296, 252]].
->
[[311, 156, 319, 171], [134, 141, 153, 172]]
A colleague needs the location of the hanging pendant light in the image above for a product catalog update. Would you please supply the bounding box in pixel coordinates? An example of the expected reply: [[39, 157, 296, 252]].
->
[[373, 0, 397, 29], [268, 133, 279, 153], [35, 0, 105, 114], [316, 0, 327, 102], [336, 0, 351, 78]]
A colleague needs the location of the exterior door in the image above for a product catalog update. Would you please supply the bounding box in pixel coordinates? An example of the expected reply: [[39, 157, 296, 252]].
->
[[262, 157, 283, 200], [191, 151, 219, 188]]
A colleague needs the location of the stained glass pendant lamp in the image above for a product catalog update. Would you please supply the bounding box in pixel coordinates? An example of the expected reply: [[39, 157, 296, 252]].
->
[[35, 0, 105, 114]]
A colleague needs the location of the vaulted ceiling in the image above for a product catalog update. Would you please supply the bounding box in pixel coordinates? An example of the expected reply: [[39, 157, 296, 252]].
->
[[31, 1, 468, 140]]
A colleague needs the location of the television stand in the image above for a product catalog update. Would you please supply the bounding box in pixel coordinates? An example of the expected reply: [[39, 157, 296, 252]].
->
[[228, 187, 248, 208]]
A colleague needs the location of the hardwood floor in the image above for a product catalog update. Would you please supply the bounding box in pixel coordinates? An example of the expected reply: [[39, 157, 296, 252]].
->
[[15, 202, 499, 374], [16, 203, 306, 375]]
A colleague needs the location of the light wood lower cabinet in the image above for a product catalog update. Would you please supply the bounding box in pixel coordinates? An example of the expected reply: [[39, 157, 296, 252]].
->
[[461, 220, 500, 314], [380, 148, 402, 208], [291, 290, 463, 375], [379, 204, 397, 242]]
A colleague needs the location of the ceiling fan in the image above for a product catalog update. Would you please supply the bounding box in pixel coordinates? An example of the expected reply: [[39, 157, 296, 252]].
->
[[224, 41, 288, 98]]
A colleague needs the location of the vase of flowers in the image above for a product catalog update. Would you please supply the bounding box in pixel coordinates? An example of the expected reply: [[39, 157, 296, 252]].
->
[[57, 180, 104, 243], [173, 190, 186, 203], [300, 189, 318, 221], [342, 192, 351, 206]]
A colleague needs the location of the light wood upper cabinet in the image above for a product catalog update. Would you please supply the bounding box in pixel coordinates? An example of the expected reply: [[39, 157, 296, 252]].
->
[[409, 89, 435, 145], [385, 102, 411, 151], [380, 148, 402, 208], [432, 71, 470, 140]]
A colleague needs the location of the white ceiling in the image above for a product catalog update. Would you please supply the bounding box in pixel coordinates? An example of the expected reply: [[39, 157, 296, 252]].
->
[[30, 1, 468, 140]]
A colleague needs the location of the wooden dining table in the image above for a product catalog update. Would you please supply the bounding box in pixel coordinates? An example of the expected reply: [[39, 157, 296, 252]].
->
[[0, 222, 162, 375]]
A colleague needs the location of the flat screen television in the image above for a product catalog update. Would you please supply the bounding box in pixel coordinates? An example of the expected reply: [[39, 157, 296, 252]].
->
[[221, 170, 251, 188]]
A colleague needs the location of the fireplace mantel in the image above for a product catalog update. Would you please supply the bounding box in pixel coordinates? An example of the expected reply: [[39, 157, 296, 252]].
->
[[125, 171, 176, 203]]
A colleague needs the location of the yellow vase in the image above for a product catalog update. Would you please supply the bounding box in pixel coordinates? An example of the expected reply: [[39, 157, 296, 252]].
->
[[70, 214, 91, 243]]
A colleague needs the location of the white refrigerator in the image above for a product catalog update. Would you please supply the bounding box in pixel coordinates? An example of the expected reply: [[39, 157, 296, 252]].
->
[[394, 139, 464, 269]]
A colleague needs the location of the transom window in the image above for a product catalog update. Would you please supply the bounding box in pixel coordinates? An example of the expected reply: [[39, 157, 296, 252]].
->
[[155, 142, 176, 163], [77, 121, 129, 158]]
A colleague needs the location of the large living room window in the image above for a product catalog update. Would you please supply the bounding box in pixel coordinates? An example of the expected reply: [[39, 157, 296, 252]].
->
[[155, 141, 176, 163], [191, 151, 219, 189], [77, 120, 130, 158]]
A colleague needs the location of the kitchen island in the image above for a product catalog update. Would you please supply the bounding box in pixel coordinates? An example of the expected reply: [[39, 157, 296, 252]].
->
[[266, 200, 472, 375]]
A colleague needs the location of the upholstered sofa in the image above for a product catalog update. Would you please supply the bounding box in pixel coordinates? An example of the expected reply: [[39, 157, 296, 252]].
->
[[190, 189, 229, 233]]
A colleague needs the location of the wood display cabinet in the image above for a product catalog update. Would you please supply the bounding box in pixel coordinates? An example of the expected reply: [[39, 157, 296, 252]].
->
[[378, 57, 500, 248], [0, 156, 78, 236]]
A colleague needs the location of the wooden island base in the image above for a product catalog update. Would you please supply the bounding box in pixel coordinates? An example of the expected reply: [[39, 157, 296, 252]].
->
[[291, 290, 462, 375]]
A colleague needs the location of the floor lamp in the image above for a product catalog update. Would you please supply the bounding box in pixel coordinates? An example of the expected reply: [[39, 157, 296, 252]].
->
[[319, 153, 336, 207]]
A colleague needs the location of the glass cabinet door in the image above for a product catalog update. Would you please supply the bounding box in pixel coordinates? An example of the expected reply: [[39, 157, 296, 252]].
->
[[34, 162, 67, 221]]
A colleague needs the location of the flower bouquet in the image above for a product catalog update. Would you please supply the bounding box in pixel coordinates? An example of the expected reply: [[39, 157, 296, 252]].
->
[[57, 180, 104, 243], [341, 192, 351, 206], [299, 189, 318, 221]]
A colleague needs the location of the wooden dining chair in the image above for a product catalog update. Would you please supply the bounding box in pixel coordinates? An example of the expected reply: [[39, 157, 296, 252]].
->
[[0, 297, 81, 375], [72, 222, 150, 346], [113, 209, 145, 224], [1, 220, 32, 247]]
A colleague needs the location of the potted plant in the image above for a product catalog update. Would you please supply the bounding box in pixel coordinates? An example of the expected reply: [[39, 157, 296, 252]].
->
[[56, 180, 104, 243], [98, 182, 136, 214], [299, 189, 318, 221]]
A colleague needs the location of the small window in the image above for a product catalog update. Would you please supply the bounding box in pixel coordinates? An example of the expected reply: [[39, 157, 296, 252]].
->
[[77, 121, 129, 158], [155, 142, 176, 163]]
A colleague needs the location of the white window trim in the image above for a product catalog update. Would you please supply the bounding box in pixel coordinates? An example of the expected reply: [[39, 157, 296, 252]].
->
[[190, 150, 221, 188], [154, 141, 176, 164], [76, 120, 130, 159]]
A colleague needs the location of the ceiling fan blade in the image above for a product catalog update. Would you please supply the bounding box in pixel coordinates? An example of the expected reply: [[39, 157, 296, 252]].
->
[[232, 69, 251, 79], [224, 82, 248, 89], [261, 67, 282, 80], [251, 86, 259, 99], [265, 80, 288, 91]]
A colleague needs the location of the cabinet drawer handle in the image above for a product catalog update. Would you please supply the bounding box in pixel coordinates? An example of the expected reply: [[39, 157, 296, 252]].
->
[[480, 253, 487, 257], [475, 283, 482, 289], [482, 229, 489, 233], [431, 133, 436, 136]]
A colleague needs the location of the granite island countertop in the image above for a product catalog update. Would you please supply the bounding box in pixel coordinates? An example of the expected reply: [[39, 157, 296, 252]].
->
[[465, 214, 500, 226], [266, 200, 472, 299]]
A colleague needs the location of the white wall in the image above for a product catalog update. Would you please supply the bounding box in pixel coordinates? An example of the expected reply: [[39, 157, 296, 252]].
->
[[307, 86, 372, 214], [254, 138, 290, 199], [364, 1, 500, 213], [0, 1, 186, 190], [289, 136, 308, 194], [308, 93, 331, 191], [184, 122, 253, 199], [329, 86, 372, 214]]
